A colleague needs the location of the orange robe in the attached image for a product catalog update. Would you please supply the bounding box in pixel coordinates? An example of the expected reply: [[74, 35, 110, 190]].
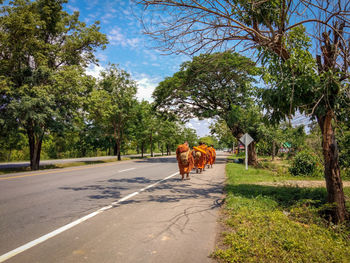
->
[[207, 147, 216, 165], [194, 144, 207, 169], [176, 144, 194, 175], [211, 147, 216, 164]]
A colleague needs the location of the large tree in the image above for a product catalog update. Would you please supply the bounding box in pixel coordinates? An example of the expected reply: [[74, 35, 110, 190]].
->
[[153, 51, 262, 164], [88, 64, 137, 161], [0, 0, 107, 170], [137, 0, 350, 223]]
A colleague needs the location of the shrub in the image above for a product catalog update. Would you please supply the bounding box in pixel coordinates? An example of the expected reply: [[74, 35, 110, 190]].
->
[[289, 151, 322, 177]]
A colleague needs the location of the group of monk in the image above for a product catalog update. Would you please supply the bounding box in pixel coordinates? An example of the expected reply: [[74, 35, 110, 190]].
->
[[175, 141, 216, 180]]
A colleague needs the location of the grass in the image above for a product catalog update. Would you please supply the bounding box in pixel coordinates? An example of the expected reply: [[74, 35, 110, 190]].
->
[[213, 162, 350, 263]]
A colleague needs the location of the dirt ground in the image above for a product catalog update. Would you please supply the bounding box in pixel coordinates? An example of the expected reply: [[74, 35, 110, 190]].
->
[[257, 180, 350, 188]]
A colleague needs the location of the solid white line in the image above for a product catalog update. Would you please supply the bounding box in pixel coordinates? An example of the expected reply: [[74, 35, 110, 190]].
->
[[0, 170, 179, 263], [118, 168, 136, 173], [0, 211, 101, 263]]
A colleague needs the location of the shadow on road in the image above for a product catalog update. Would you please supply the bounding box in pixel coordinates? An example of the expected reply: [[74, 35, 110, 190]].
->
[[134, 156, 177, 163], [58, 155, 227, 205], [60, 184, 129, 200]]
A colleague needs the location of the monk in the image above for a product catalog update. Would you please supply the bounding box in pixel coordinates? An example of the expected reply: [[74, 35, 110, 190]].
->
[[193, 142, 207, 173], [211, 145, 216, 164], [205, 147, 212, 168], [207, 145, 216, 168], [176, 141, 194, 180]]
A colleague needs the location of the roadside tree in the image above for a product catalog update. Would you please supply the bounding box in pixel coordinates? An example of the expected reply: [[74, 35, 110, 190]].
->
[[137, 0, 350, 223], [88, 64, 137, 161], [0, 0, 107, 170]]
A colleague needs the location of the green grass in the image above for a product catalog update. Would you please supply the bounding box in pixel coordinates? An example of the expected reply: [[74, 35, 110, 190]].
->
[[213, 163, 350, 263]]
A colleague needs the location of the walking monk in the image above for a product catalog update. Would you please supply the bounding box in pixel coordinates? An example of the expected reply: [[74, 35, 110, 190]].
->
[[207, 145, 216, 168], [176, 141, 194, 180], [193, 142, 207, 173]]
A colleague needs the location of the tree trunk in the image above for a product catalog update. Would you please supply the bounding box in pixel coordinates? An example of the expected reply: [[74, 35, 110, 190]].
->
[[28, 129, 43, 170], [317, 111, 348, 223], [248, 142, 258, 166], [166, 144, 170, 155], [117, 140, 121, 161], [113, 142, 118, 156], [141, 142, 144, 158], [150, 131, 153, 157], [272, 140, 276, 161]]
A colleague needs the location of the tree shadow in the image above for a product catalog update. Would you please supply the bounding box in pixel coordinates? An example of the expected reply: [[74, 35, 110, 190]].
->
[[59, 174, 225, 206], [134, 157, 178, 163], [60, 184, 129, 200], [133, 155, 228, 164], [226, 184, 328, 208]]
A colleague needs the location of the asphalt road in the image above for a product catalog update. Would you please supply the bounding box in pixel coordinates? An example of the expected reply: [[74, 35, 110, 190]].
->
[[0, 153, 168, 169], [0, 153, 227, 263]]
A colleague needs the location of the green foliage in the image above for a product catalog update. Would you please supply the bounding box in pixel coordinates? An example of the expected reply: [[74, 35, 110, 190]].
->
[[289, 151, 322, 177], [233, 0, 282, 28], [0, 0, 107, 169], [198, 136, 217, 147], [210, 119, 235, 149], [260, 26, 320, 123], [88, 64, 137, 157], [339, 127, 350, 179], [153, 51, 260, 121], [213, 163, 350, 263]]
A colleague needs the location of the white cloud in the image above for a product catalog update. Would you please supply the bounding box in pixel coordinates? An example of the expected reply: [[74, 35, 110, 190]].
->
[[85, 64, 104, 79], [66, 5, 79, 12], [186, 118, 213, 137], [135, 75, 160, 102], [96, 52, 108, 62], [108, 27, 141, 49], [101, 12, 117, 24]]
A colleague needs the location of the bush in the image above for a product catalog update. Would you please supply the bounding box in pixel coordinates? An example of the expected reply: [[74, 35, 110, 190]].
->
[[289, 151, 322, 177]]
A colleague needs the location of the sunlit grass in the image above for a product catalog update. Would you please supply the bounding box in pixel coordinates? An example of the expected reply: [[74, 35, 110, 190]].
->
[[213, 163, 350, 263]]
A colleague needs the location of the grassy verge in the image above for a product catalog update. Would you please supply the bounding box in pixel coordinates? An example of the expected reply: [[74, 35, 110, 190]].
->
[[213, 163, 350, 263]]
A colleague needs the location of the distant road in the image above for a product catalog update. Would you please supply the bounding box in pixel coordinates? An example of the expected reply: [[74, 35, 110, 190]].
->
[[0, 153, 169, 169]]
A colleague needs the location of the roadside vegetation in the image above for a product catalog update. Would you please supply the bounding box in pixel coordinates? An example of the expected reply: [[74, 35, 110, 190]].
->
[[213, 161, 350, 263]]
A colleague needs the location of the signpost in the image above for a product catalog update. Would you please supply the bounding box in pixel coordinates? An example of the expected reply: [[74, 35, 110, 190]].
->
[[239, 133, 254, 170]]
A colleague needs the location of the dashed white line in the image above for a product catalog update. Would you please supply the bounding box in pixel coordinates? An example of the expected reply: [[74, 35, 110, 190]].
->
[[117, 168, 136, 173], [0, 171, 179, 263]]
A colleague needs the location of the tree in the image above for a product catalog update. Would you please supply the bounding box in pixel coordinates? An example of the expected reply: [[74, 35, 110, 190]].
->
[[0, 0, 107, 170], [153, 51, 262, 164], [210, 119, 235, 150], [180, 127, 198, 147], [88, 64, 137, 161], [157, 120, 181, 155], [133, 100, 156, 157], [137, 0, 350, 223]]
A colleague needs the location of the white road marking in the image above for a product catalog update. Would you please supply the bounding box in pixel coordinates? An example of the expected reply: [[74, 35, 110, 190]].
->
[[117, 168, 136, 173], [0, 171, 179, 263]]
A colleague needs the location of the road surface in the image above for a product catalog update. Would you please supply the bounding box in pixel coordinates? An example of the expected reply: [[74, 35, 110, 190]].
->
[[0, 153, 168, 169], [0, 153, 227, 262]]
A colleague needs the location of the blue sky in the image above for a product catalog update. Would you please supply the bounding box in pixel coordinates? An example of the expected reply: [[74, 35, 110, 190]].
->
[[65, 0, 212, 137]]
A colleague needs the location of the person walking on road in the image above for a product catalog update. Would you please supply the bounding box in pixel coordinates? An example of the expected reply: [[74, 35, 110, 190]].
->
[[176, 141, 194, 180], [207, 145, 216, 168], [193, 142, 207, 173]]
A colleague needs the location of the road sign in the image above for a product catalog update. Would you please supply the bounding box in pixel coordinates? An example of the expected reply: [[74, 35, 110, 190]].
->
[[239, 133, 254, 146], [239, 133, 254, 170]]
